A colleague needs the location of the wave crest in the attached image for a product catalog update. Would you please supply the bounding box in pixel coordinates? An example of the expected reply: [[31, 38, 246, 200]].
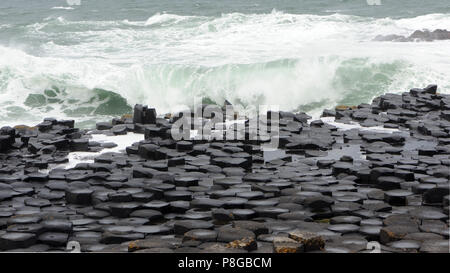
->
[[0, 12, 449, 127]]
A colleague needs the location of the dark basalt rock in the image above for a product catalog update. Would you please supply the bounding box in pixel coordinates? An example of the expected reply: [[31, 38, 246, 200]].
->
[[423, 186, 450, 205], [212, 208, 234, 223], [191, 198, 224, 209], [375, 29, 450, 42], [330, 216, 362, 225], [388, 239, 421, 252], [254, 206, 289, 218], [129, 209, 162, 221], [0, 232, 36, 251], [419, 220, 448, 236], [286, 138, 332, 151], [176, 141, 193, 151], [164, 190, 192, 202], [377, 176, 404, 190], [38, 232, 68, 247], [65, 188, 93, 205], [133, 225, 171, 235], [444, 195, 450, 207], [183, 229, 218, 242], [231, 209, 256, 220], [173, 220, 214, 235], [288, 230, 325, 251], [96, 122, 113, 130], [108, 191, 133, 202], [226, 237, 257, 251], [217, 226, 255, 243], [409, 207, 447, 220], [303, 195, 334, 210], [169, 201, 190, 213], [72, 218, 97, 227], [133, 104, 157, 124], [236, 191, 264, 200], [1, 86, 449, 253], [380, 225, 420, 244], [376, 29, 450, 42], [112, 125, 128, 135], [25, 172, 49, 182], [168, 157, 185, 166], [278, 211, 313, 221], [246, 199, 278, 208], [419, 240, 450, 253], [182, 210, 212, 221], [71, 138, 89, 152], [329, 236, 368, 253], [173, 177, 199, 187], [327, 224, 360, 234], [100, 142, 118, 149], [70, 231, 102, 245], [137, 144, 159, 159], [127, 237, 181, 252], [42, 219, 73, 233], [211, 157, 252, 169], [100, 231, 144, 245], [6, 224, 45, 235], [110, 203, 141, 218], [359, 225, 382, 241], [404, 232, 444, 242], [0, 190, 20, 201], [273, 236, 304, 253], [232, 221, 269, 236], [384, 189, 413, 206], [144, 125, 168, 139], [383, 214, 418, 227], [7, 244, 51, 253], [7, 216, 42, 226]]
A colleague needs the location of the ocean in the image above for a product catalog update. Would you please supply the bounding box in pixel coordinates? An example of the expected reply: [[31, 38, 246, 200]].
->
[[0, 0, 449, 128]]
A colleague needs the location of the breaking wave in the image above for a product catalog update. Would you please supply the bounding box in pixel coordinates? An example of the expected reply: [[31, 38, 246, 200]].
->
[[0, 11, 449, 127]]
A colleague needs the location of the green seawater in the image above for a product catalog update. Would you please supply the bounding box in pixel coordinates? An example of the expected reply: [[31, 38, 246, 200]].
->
[[0, 0, 449, 128]]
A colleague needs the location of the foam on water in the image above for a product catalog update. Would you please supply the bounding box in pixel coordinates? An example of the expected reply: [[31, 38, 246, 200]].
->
[[0, 11, 449, 127], [48, 132, 144, 170], [320, 116, 401, 133], [51, 7, 75, 10]]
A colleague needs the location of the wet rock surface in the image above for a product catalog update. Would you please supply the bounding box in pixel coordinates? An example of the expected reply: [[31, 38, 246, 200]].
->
[[374, 29, 450, 42], [0, 88, 449, 253]]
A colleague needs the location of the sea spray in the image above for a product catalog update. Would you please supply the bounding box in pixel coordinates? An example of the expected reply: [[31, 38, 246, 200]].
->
[[0, 11, 449, 127]]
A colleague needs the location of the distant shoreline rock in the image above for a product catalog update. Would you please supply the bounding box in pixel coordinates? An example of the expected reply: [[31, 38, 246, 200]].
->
[[374, 29, 450, 42]]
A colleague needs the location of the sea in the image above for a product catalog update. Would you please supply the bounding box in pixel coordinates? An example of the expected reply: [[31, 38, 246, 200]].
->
[[0, 0, 449, 128]]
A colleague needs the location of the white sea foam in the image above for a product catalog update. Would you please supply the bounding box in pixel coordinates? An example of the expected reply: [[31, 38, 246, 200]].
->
[[320, 116, 400, 133], [48, 132, 144, 171], [0, 12, 449, 126], [51, 7, 75, 10], [144, 13, 196, 26]]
